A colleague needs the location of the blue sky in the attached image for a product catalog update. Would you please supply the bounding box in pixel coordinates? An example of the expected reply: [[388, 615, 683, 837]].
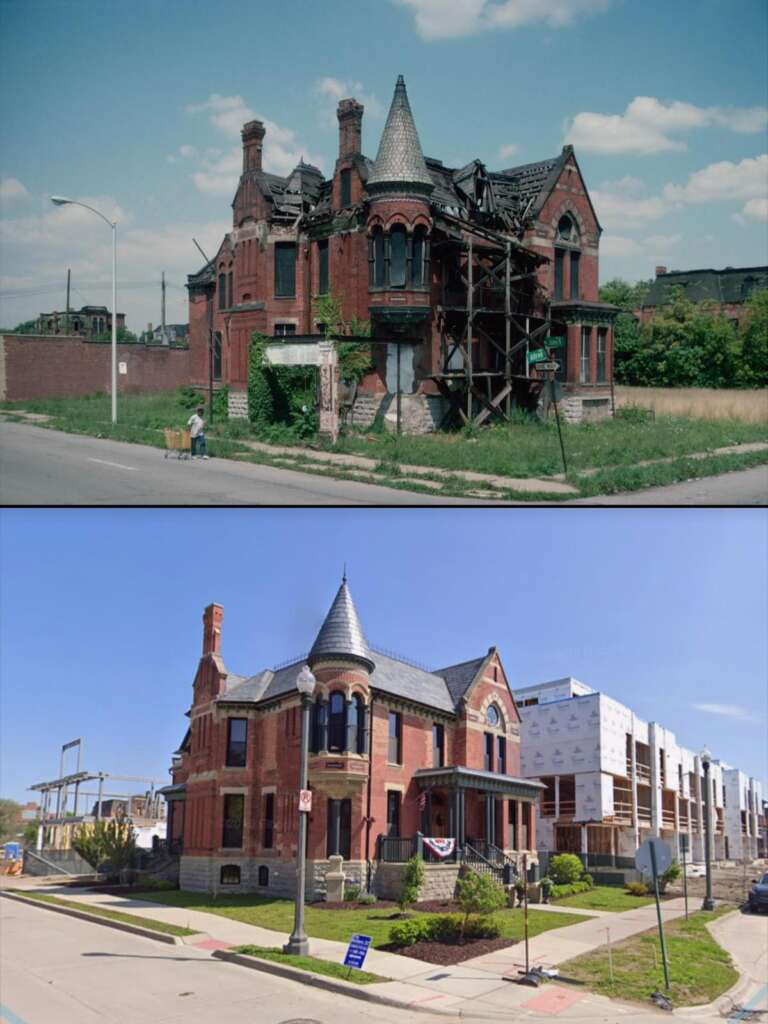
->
[[1, 509, 765, 805], [1, 0, 766, 332]]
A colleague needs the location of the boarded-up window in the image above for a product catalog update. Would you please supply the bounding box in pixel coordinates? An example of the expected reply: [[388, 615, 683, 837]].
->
[[340, 169, 351, 208], [597, 328, 607, 382], [371, 229, 385, 288], [580, 327, 591, 383], [570, 252, 580, 299], [274, 243, 296, 297], [554, 250, 564, 300], [412, 227, 428, 288]]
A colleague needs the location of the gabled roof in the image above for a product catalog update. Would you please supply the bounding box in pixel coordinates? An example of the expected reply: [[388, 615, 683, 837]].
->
[[433, 656, 485, 705], [367, 75, 434, 193]]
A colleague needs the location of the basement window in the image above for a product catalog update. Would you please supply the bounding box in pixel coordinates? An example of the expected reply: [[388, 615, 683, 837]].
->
[[220, 864, 241, 885], [258, 865, 269, 887]]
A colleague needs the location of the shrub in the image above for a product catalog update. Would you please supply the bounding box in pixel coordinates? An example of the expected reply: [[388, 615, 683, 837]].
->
[[389, 918, 428, 947], [658, 858, 681, 895], [455, 871, 507, 939], [137, 878, 176, 892], [582, 873, 594, 887], [625, 881, 650, 896], [399, 855, 425, 914], [550, 881, 592, 900], [549, 853, 584, 885], [344, 885, 360, 902], [72, 819, 136, 872], [357, 893, 376, 905]]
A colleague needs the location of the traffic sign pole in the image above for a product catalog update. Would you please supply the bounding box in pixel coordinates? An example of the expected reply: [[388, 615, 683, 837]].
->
[[650, 840, 671, 990], [550, 377, 568, 477]]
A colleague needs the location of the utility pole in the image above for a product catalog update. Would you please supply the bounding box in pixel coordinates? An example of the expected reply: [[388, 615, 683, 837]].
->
[[161, 271, 167, 344], [66, 268, 71, 334], [193, 238, 214, 424]]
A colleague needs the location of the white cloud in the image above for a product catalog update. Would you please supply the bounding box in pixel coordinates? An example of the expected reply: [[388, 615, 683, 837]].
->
[[664, 154, 768, 223], [0, 177, 30, 201], [395, 0, 611, 40], [564, 97, 768, 154], [185, 93, 325, 191], [314, 77, 384, 130], [600, 233, 680, 259], [741, 197, 768, 223], [592, 177, 670, 230], [693, 703, 752, 721], [498, 143, 519, 161]]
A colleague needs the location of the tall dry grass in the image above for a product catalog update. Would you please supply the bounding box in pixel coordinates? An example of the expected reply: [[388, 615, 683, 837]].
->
[[615, 386, 768, 424]]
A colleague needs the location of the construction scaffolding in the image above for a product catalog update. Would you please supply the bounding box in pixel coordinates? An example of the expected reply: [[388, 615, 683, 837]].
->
[[432, 211, 561, 428]]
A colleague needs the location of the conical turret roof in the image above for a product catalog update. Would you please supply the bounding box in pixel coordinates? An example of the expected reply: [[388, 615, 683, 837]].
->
[[367, 75, 434, 194], [308, 576, 375, 672]]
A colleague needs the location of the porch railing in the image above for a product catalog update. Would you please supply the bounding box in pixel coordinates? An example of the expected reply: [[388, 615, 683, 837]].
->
[[464, 839, 518, 884], [376, 834, 418, 862]]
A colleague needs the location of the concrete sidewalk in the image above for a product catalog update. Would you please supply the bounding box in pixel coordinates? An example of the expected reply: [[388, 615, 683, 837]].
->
[[41, 887, 708, 1019]]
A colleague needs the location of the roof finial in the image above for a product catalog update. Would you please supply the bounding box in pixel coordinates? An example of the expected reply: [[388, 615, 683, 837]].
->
[[342, 563, 347, 584]]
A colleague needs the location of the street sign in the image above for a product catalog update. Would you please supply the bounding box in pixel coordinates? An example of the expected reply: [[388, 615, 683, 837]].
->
[[298, 789, 312, 813], [635, 837, 672, 877], [536, 361, 560, 372], [527, 348, 548, 364], [545, 336, 565, 349], [343, 933, 372, 971]]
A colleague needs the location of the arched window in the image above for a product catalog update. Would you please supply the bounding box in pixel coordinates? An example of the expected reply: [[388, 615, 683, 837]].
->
[[389, 225, 407, 288], [370, 227, 385, 288], [257, 865, 269, 887], [350, 693, 366, 754], [557, 214, 579, 243], [327, 691, 347, 752], [412, 226, 429, 288]]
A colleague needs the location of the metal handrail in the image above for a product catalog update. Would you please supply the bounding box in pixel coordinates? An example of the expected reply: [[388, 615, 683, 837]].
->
[[22, 848, 77, 875]]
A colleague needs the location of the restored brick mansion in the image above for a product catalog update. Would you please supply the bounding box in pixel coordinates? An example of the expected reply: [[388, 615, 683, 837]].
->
[[162, 577, 543, 898], [187, 75, 617, 429]]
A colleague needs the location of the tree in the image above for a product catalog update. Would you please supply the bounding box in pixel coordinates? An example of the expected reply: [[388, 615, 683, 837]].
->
[[455, 870, 507, 940], [72, 819, 136, 873], [657, 858, 681, 894], [9, 320, 38, 335], [92, 328, 138, 342], [0, 799, 23, 841], [398, 854, 425, 915], [738, 288, 768, 387], [599, 278, 653, 311]]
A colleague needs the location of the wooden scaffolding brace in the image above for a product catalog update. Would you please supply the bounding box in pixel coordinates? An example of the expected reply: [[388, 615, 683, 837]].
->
[[432, 212, 553, 428]]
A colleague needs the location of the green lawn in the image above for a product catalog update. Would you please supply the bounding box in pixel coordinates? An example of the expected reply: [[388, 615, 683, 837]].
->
[[334, 415, 768, 478], [551, 885, 656, 912], [13, 891, 196, 937], [560, 906, 737, 1007], [232, 945, 388, 985], [135, 891, 588, 949]]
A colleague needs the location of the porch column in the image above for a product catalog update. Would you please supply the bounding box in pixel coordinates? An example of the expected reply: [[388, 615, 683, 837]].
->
[[555, 776, 560, 820], [580, 824, 588, 855], [166, 799, 174, 846], [454, 788, 462, 849], [448, 788, 455, 841], [485, 793, 493, 844], [515, 800, 523, 851], [528, 802, 536, 851]]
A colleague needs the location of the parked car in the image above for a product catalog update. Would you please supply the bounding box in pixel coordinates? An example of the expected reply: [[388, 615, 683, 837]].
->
[[748, 873, 768, 913]]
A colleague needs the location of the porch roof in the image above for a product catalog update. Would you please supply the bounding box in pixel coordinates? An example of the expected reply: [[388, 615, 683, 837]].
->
[[413, 766, 546, 800], [157, 783, 186, 800]]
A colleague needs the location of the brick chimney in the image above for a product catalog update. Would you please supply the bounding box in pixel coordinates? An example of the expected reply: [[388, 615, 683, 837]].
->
[[655, 265, 668, 277], [242, 120, 265, 172], [202, 603, 223, 656], [337, 99, 364, 158]]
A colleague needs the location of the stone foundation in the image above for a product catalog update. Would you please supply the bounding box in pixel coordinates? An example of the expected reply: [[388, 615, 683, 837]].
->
[[228, 389, 248, 419], [372, 861, 461, 901], [179, 854, 365, 900], [349, 391, 445, 434], [556, 393, 612, 424]]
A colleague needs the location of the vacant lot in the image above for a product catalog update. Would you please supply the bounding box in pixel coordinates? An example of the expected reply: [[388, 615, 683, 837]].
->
[[616, 386, 768, 424]]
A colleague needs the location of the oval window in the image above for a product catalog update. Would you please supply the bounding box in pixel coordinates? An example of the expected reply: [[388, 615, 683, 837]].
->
[[486, 705, 500, 727]]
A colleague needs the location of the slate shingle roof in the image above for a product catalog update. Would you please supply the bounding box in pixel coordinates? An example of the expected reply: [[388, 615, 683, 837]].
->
[[643, 266, 768, 308], [367, 76, 434, 192], [433, 656, 485, 705], [308, 578, 375, 671]]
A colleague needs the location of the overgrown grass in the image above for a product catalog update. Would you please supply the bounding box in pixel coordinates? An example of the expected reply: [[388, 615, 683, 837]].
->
[[560, 906, 737, 1007], [135, 891, 587, 950], [551, 885, 655, 912], [13, 891, 196, 936], [334, 415, 768, 478], [232, 944, 387, 985]]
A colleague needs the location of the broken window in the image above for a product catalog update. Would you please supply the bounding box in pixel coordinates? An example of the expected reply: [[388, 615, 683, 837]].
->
[[580, 327, 591, 383], [274, 242, 296, 297], [554, 250, 564, 300], [570, 251, 580, 299], [213, 332, 222, 380], [218, 272, 226, 310], [412, 226, 429, 288], [389, 225, 407, 288], [557, 214, 579, 243], [317, 239, 329, 295], [370, 227, 385, 288], [597, 328, 607, 383], [340, 168, 351, 208]]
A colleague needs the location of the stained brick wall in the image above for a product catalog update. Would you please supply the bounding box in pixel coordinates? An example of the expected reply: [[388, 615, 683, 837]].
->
[[0, 334, 191, 401]]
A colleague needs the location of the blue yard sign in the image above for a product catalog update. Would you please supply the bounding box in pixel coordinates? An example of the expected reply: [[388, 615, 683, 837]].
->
[[343, 933, 372, 971]]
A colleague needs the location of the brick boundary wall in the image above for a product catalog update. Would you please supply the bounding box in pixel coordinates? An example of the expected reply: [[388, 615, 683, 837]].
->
[[0, 334, 192, 402]]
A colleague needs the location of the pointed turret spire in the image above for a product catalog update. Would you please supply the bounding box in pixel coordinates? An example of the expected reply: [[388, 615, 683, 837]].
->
[[367, 75, 433, 195], [308, 576, 375, 672]]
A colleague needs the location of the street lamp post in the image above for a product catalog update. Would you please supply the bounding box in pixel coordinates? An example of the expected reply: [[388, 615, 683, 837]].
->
[[51, 197, 118, 424], [284, 664, 316, 956], [701, 746, 715, 911]]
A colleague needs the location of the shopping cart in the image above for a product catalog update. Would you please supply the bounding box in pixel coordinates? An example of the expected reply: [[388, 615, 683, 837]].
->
[[163, 428, 191, 459]]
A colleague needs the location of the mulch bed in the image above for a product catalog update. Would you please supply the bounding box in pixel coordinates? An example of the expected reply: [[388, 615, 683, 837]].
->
[[382, 935, 518, 965], [313, 899, 503, 914]]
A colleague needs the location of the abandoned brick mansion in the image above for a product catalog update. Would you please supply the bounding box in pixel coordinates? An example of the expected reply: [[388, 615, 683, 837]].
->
[[162, 577, 543, 899], [187, 76, 618, 430]]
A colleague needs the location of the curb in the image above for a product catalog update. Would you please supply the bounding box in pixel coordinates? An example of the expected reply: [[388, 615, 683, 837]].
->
[[0, 890, 205, 946], [211, 949, 460, 1017], [675, 909, 757, 1019]]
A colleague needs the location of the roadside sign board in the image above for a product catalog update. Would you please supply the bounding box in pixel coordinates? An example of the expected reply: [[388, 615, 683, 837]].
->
[[298, 789, 312, 813], [527, 348, 548, 364], [635, 837, 672, 877], [343, 933, 372, 971], [545, 336, 565, 349], [536, 361, 560, 372]]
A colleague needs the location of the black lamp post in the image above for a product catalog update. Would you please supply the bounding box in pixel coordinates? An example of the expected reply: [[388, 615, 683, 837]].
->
[[701, 746, 714, 912], [284, 665, 316, 956]]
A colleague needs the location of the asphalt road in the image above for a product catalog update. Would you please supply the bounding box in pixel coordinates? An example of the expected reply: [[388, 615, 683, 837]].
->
[[0, 421, 492, 506], [572, 463, 768, 505]]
